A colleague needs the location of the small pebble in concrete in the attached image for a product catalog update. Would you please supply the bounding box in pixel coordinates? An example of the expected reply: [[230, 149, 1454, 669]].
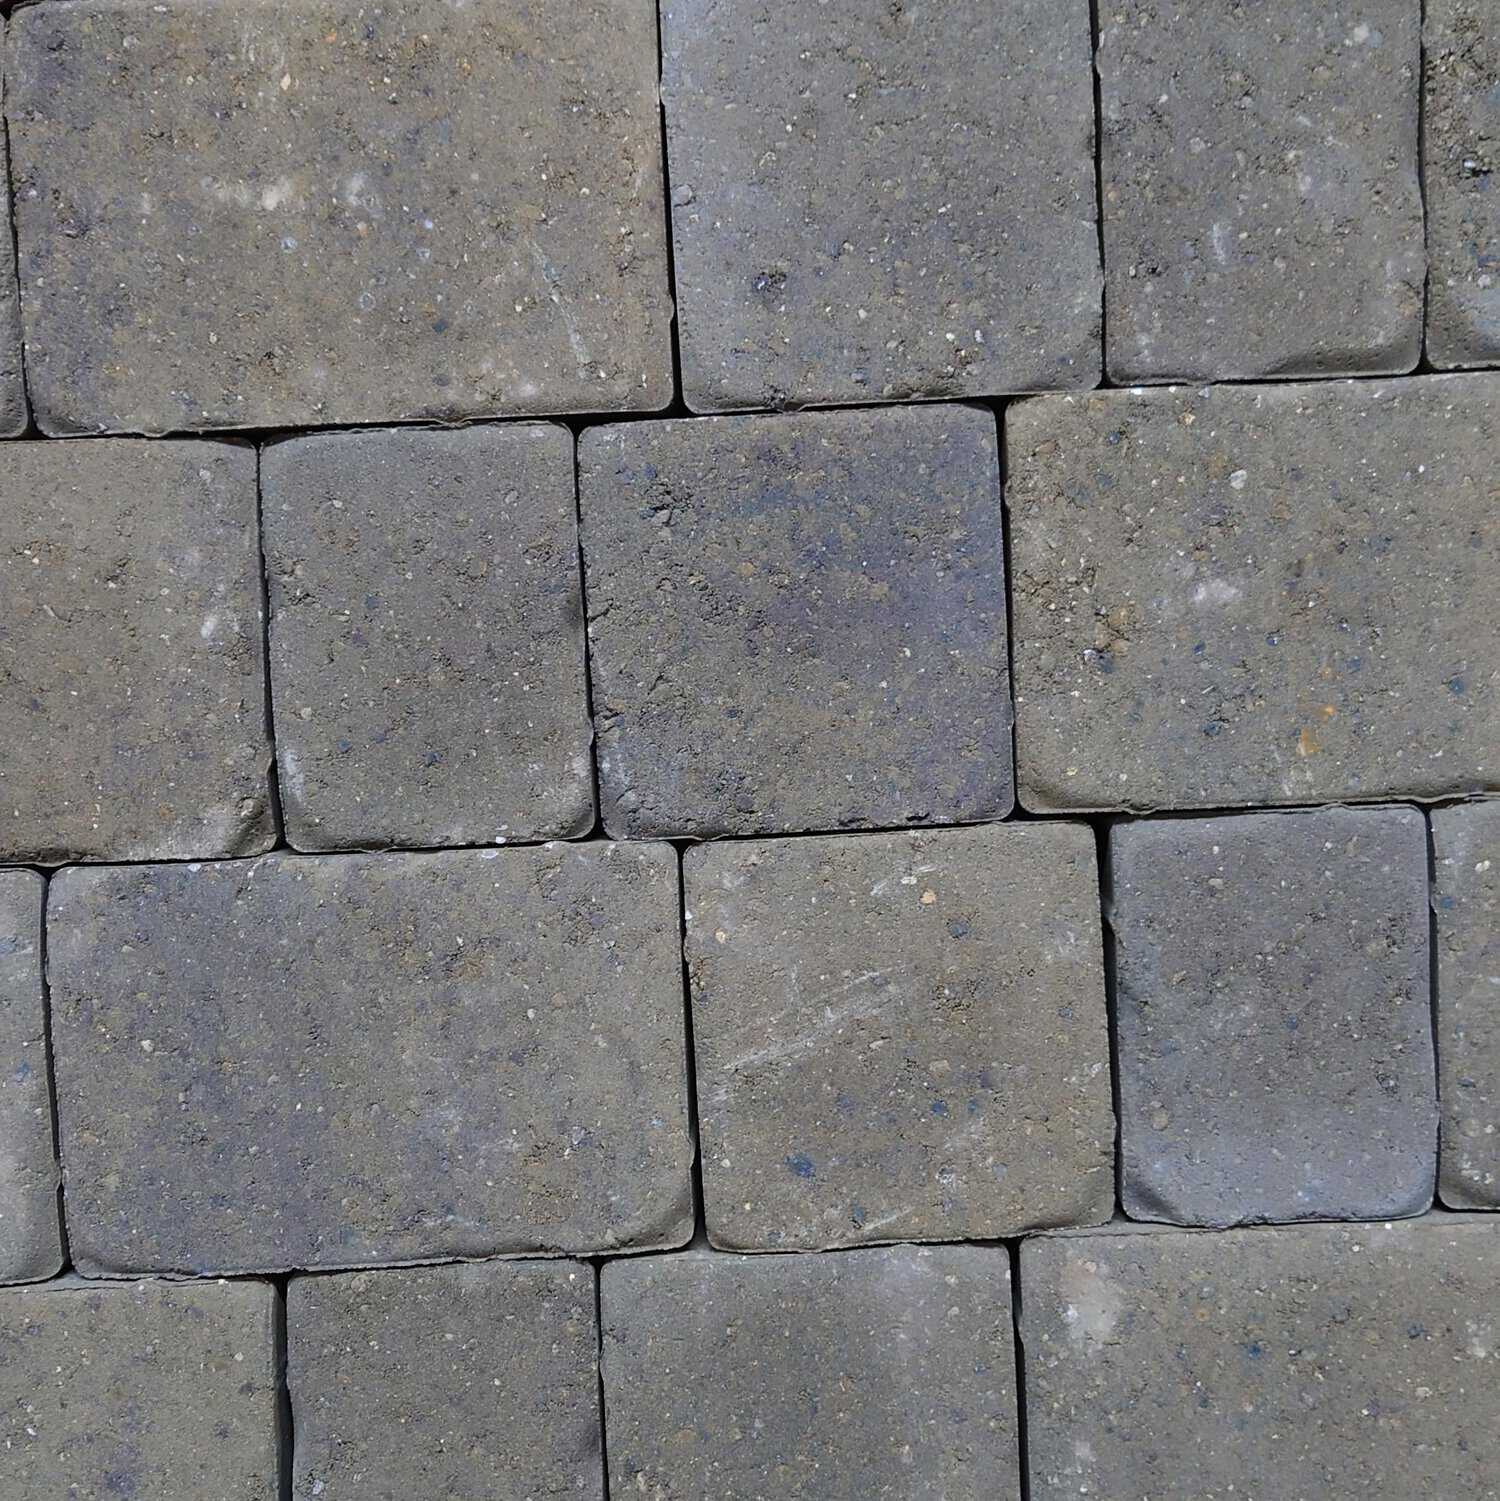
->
[[1111, 806, 1435, 1227], [602, 1243, 1020, 1501], [289, 1260, 601, 1501], [684, 822, 1114, 1249], [581, 405, 1013, 838], [263, 424, 593, 851]]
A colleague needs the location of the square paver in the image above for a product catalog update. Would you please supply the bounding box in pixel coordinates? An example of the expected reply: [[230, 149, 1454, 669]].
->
[[0, 869, 61, 1284], [684, 822, 1114, 1250], [1110, 806, 1435, 1227], [1099, 0, 1424, 381], [0, 438, 274, 863], [1007, 376, 1499, 812], [602, 1244, 1020, 1501], [0, 67, 25, 437], [0, 1276, 279, 1500], [263, 423, 593, 850], [1434, 800, 1500, 1208], [289, 1260, 601, 1501], [660, 0, 1100, 411], [46, 844, 693, 1274], [5, 0, 673, 435], [580, 405, 1013, 838], [1021, 1217, 1500, 1501]]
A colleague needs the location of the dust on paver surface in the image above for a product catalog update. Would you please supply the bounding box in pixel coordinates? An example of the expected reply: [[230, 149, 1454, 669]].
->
[[263, 424, 593, 851], [289, 1260, 601, 1501], [1434, 800, 1500, 1208], [1021, 1217, 1500, 1501], [0, 67, 25, 437], [0, 439, 274, 864], [4, 0, 672, 435], [0, 1277, 279, 1500], [1007, 375, 1499, 812], [46, 845, 693, 1274], [684, 822, 1113, 1249], [1098, 0, 1424, 382], [659, 0, 1099, 412], [602, 1243, 1020, 1501], [581, 405, 1013, 839]]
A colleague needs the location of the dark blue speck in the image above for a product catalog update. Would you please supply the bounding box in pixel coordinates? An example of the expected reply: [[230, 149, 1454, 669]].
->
[[786, 1153, 815, 1179]]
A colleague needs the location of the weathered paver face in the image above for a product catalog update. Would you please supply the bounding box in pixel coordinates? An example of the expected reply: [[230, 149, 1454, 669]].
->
[[5, 0, 672, 435], [46, 844, 693, 1274], [1111, 806, 1435, 1226], [684, 822, 1113, 1249], [602, 1244, 1020, 1501], [1007, 376, 1499, 812], [0, 1277, 279, 1500], [0, 70, 25, 437], [0, 439, 274, 863], [1434, 800, 1500, 1208], [659, 0, 1100, 411], [263, 423, 593, 851], [289, 1260, 601, 1501], [1022, 1217, 1500, 1501], [581, 405, 1013, 838], [1099, 0, 1424, 382]]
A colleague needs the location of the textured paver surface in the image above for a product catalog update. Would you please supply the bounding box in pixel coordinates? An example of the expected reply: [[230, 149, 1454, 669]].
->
[[263, 423, 593, 850], [1008, 376, 1499, 812], [0, 72, 24, 438], [685, 822, 1113, 1249], [602, 1243, 1020, 1501], [46, 845, 693, 1274]]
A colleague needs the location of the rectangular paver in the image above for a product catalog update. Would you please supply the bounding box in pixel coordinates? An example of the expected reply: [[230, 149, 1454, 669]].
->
[[581, 405, 1013, 838], [0, 65, 25, 436], [1008, 376, 1499, 812], [602, 1244, 1020, 1501], [0, 438, 274, 863], [1021, 1217, 1500, 1501], [684, 822, 1114, 1249], [1111, 806, 1435, 1226], [289, 1260, 601, 1501], [263, 423, 593, 850], [660, 0, 1099, 411], [1099, 0, 1424, 381], [46, 844, 693, 1274], [5, 0, 672, 434]]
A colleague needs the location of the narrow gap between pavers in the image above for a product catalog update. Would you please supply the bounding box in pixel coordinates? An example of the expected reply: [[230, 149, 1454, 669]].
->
[[35, 870, 72, 1273]]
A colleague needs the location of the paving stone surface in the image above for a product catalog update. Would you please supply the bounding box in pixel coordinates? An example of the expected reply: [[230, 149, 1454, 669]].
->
[[0, 68, 25, 437], [0, 438, 274, 863], [289, 1259, 601, 1501], [0, 1276, 279, 1500], [1434, 800, 1500, 1208], [1099, 0, 1424, 382], [602, 1243, 1020, 1501], [1111, 806, 1435, 1227], [263, 423, 593, 851], [684, 822, 1114, 1249], [1007, 376, 1499, 812], [1021, 1217, 1500, 1501], [4, 0, 673, 435], [46, 844, 693, 1274], [581, 405, 1013, 838], [0, 870, 61, 1284]]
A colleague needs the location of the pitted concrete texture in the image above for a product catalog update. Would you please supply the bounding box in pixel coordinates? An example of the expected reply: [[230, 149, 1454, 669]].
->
[[602, 1243, 1020, 1501], [0, 1276, 279, 1500], [289, 1260, 601, 1501], [659, 0, 1099, 411], [0, 69, 25, 437], [5, 0, 672, 435], [1021, 1217, 1500, 1501], [0, 870, 61, 1284], [1434, 800, 1500, 1208], [263, 423, 593, 851], [1099, 0, 1424, 382], [1111, 807, 1435, 1227], [684, 822, 1114, 1250], [581, 405, 1013, 838], [1008, 376, 1499, 812], [0, 438, 274, 863], [46, 844, 693, 1274]]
